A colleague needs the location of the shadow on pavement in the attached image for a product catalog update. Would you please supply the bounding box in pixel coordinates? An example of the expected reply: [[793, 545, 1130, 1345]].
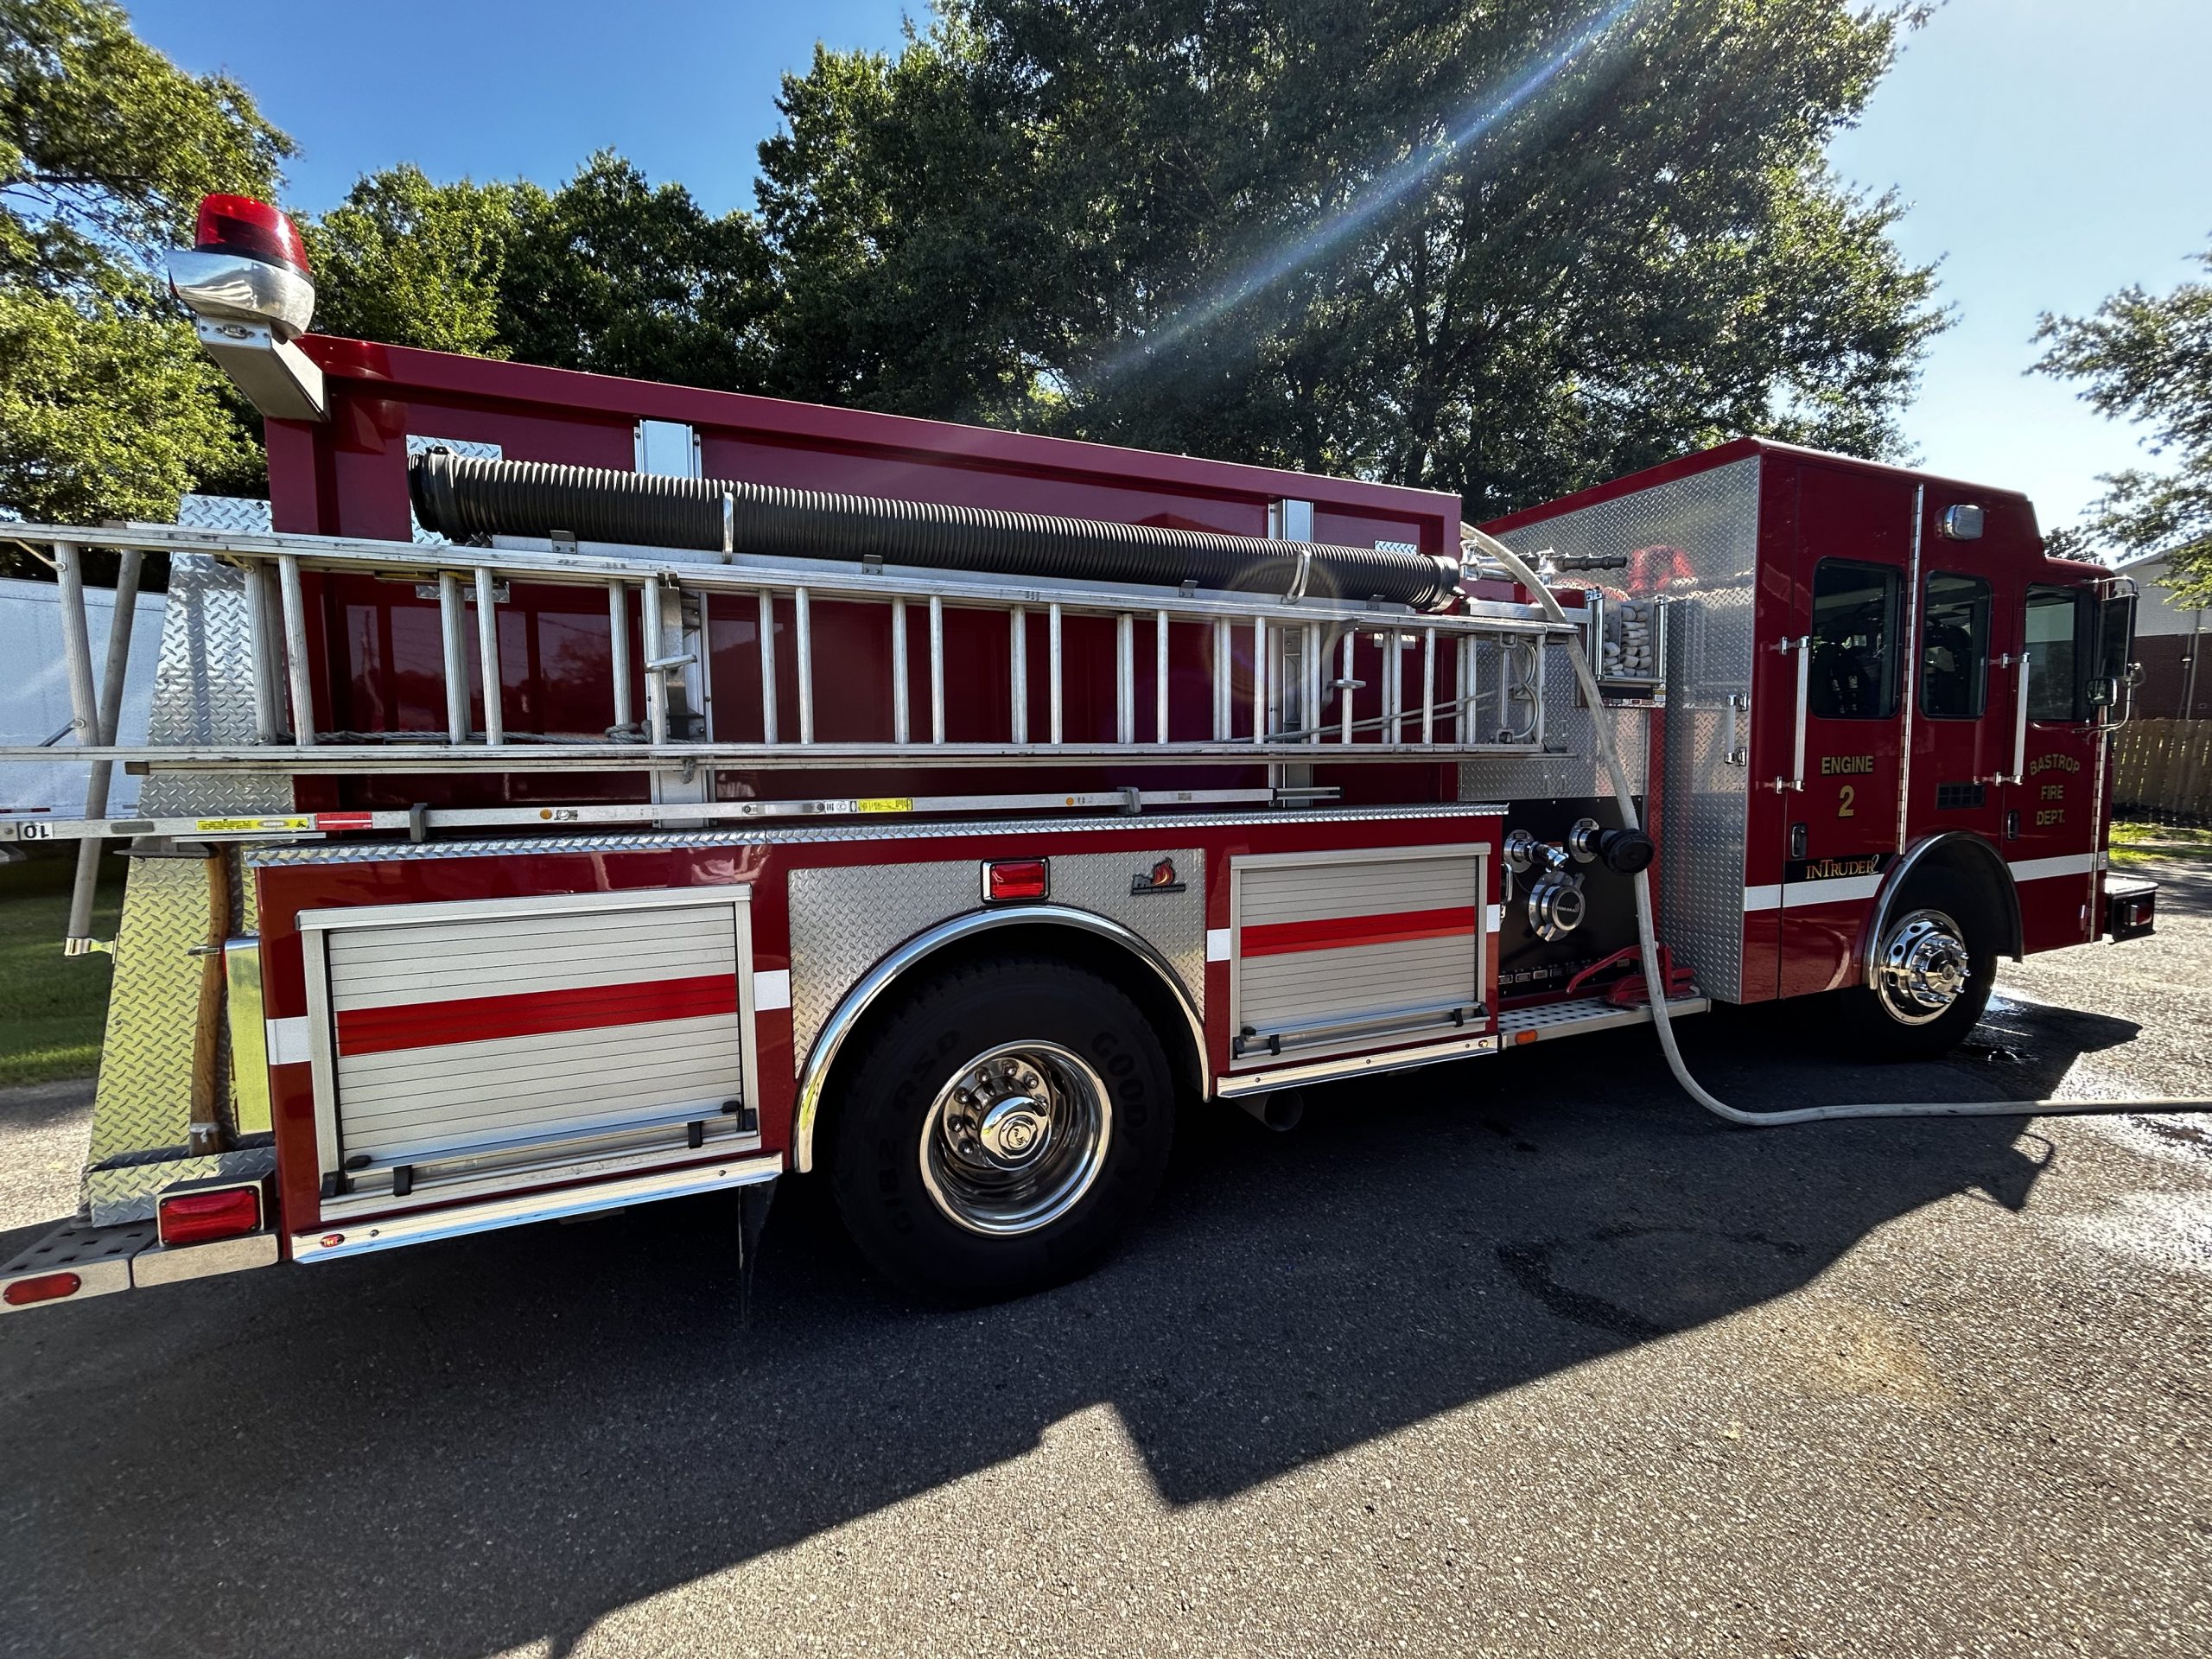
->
[[0, 994, 2142, 1658]]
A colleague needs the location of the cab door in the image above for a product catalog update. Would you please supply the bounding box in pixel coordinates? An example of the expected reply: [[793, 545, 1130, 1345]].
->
[[2005, 581, 2109, 951], [1775, 464, 1915, 997], [1906, 488, 2015, 868]]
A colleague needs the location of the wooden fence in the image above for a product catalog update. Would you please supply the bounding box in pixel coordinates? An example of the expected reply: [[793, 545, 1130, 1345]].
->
[[2112, 718, 2212, 822]]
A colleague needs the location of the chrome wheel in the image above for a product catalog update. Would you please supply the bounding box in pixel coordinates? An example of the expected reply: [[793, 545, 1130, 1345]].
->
[[918, 1040, 1112, 1236], [1872, 907, 1973, 1026]]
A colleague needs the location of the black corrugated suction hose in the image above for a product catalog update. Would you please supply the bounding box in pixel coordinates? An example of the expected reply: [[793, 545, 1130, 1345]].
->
[[410, 449, 1459, 613]]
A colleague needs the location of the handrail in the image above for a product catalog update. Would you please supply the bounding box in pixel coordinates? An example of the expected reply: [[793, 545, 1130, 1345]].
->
[[1768, 633, 1810, 793]]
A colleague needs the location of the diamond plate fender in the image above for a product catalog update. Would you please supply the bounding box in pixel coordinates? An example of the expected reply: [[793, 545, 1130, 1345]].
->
[[786, 850, 1207, 1173]]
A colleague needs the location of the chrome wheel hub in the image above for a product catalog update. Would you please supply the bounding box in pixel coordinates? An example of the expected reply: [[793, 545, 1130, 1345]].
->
[[1875, 908, 1972, 1025], [920, 1041, 1111, 1236]]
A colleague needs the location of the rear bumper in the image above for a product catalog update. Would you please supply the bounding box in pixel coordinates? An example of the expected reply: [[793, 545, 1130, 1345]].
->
[[1, 1219, 278, 1316]]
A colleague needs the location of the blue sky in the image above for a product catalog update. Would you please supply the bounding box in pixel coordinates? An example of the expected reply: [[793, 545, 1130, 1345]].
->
[[129, 0, 2209, 536]]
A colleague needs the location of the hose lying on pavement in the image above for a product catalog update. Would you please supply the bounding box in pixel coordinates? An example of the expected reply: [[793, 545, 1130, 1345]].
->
[[1462, 522, 2211, 1125]]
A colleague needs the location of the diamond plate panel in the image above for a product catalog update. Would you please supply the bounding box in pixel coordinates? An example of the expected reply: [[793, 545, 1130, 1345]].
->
[[175, 494, 274, 532], [139, 552, 289, 817], [1477, 456, 1762, 1001], [89, 855, 233, 1160], [1456, 639, 1649, 802], [787, 849, 1205, 1065], [84, 1147, 276, 1227]]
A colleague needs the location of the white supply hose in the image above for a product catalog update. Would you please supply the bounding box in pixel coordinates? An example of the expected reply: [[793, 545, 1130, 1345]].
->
[[1461, 524, 2209, 1125]]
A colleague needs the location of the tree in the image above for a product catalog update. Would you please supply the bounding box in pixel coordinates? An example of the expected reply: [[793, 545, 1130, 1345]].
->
[[499, 152, 774, 387], [0, 0, 289, 529], [305, 165, 531, 358], [306, 153, 776, 390], [756, 0, 1945, 518], [2034, 246, 2212, 604]]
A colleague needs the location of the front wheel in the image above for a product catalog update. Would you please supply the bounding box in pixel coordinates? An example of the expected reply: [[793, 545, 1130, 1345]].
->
[[1834, 882, 1999, 1060], [825, 954, 1176, 1301]]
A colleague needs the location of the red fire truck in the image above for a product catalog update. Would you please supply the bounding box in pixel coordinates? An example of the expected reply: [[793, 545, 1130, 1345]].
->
[[0, 197, 2154, 1312]]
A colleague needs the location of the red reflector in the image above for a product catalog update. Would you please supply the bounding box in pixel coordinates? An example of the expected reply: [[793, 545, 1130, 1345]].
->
[[3, 1271, 82, 1306], [158, 1185, 262, 1248], [985, 858, 1049, 902], [194, 194, 310, 274]]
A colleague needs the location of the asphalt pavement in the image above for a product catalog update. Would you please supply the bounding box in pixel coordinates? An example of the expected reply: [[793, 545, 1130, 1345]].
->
[[2, 867, 2208, 1658]]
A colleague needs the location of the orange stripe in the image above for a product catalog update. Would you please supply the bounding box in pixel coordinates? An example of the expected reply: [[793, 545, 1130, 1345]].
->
[[1241, 905, 1478, 957]]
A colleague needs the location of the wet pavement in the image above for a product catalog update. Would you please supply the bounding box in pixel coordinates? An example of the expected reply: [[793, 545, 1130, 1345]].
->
[[1, 864, 2207, 1657]]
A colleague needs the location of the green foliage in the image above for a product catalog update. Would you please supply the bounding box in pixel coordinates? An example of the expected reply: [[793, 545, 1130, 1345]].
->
[[0, 0, 289, 531], [499, 151, 774, 385], [0, 850, 123, 1085], [0, 283, 257, 522], [306, 153, 774, 388], [2034, 247, 2212, 605], [755, 0, 1946, 518], [305, 165, 530, 358]]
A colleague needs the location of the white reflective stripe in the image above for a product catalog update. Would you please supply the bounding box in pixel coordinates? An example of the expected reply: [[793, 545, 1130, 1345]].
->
[[1783, 873, 1886, 907], [1743, 884, 1783, 913], [753, 969, 791, 1012], [2009, 851, 2104, 882], [1205, 927, 1231, 962], [265, 1015, 311, 1066]]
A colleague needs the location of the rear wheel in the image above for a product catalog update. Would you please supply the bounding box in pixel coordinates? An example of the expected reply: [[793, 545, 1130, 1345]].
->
[[1835, 877, 1999, 1060], [825, 954, 1175, 1301]]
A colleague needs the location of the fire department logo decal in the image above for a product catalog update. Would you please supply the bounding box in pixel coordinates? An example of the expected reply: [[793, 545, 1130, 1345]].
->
[[1130, 858, 1186, 895]]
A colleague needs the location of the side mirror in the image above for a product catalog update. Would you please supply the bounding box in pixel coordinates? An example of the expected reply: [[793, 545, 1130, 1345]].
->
[[2086, 677, 2118, 709]]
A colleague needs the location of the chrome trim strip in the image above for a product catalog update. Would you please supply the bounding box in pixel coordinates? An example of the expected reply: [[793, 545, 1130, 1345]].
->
[[294, 1154, 781, 1262], [131, 1230, 280, 1287], [792, 905, 1209, 1174], [2009, 850, 2104, 881], [302, 924, 340, 1181], [1214, 1032, 1502, 1096]]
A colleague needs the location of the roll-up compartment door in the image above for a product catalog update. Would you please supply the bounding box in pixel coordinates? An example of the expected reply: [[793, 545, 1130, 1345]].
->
[[305, 887, 754, 1192], [1230, 846, 1489, 1065]]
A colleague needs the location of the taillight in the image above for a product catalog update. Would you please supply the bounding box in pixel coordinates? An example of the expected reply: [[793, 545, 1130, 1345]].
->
[[194, 194, 309, 275], [983, 858, 1049, 902], [157, 1184, 263, 1248], [3, 1271, 82, 1306]]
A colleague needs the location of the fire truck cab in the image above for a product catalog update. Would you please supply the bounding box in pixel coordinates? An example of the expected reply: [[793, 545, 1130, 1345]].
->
[[0, 198, 2150, 1314]]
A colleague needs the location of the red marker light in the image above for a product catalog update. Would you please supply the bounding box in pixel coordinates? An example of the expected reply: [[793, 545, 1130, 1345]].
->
[[157, 1185, 263, 1248], [194, 194, 310, 275], [3, 1271, 82, 1306], [320, 1233, 345, 1249], [984, 858, 1049, 902]]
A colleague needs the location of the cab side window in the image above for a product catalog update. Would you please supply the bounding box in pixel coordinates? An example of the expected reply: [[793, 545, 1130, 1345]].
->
[[1920, 572, 1991, 719], [2024, 586, 2085, 721], [1808, 559, 1898, 719]]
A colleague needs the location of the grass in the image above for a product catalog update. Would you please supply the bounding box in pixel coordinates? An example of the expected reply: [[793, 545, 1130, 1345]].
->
[[0, 849, 124, 1087], [2109, 820, 2212, 866]]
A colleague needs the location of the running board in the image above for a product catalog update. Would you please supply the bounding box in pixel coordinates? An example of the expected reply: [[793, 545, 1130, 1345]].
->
[[1497, 993, 1711, 1046]]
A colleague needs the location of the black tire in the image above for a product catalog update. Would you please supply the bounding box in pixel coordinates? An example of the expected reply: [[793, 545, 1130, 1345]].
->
[[824, 953, 1176, 1301], [1833, 872, 2000, 1061]]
